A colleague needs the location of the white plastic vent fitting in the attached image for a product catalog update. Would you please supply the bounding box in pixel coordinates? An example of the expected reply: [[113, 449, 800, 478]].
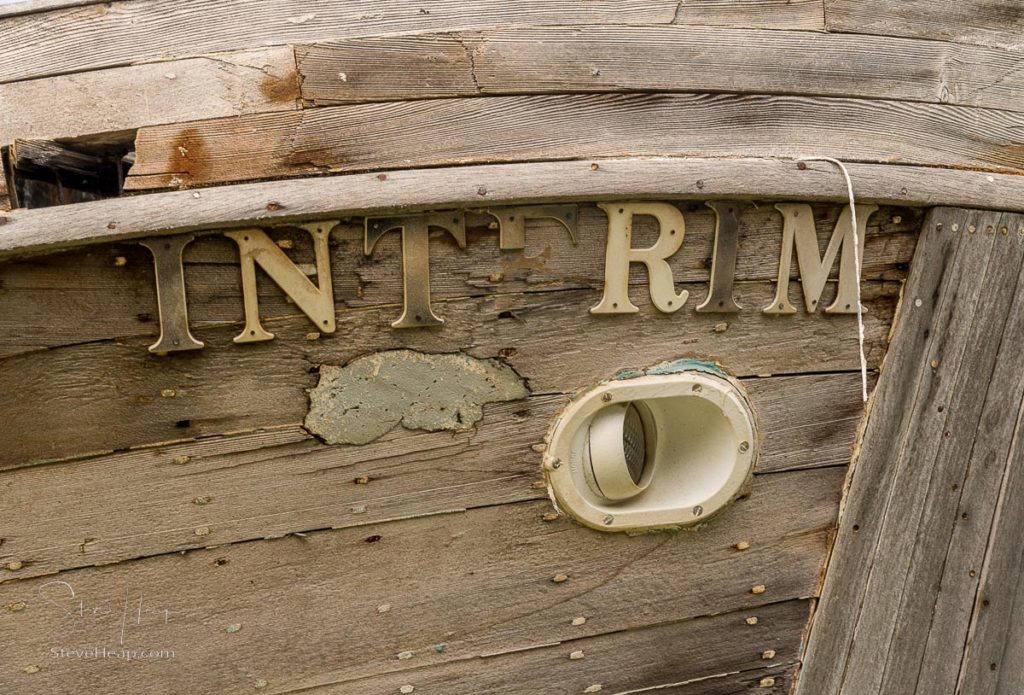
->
[[544, 369, 758, 532]]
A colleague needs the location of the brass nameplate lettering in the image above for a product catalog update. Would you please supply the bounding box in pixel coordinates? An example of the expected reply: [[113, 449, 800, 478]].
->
[[141, 201, 874, 354]]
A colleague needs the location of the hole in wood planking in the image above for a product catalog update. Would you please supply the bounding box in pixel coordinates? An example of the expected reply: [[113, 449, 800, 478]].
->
[[6, 133, 136, 210]]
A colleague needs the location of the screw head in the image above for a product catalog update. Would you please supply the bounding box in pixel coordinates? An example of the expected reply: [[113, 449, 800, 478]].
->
[[692, 505, 704, 517], [551, 459, 561, 469], [601, 393, 613, 402], [739, 441, 750, 453], [602, 515, 614, 526]]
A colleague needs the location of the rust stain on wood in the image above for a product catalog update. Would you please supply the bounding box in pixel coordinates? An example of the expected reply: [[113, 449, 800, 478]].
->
[[259, 68, 300, 105], [165, 126, 211, 188]]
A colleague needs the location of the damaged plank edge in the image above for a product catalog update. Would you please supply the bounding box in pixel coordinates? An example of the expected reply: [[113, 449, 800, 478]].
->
[[0, 45, 301, 144]]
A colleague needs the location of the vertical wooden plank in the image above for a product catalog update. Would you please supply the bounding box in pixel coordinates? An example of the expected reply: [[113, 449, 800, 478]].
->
[[0, 169, 9, 211], [796, 210, 970, 694], [955, 391, 1024, 693], [879, 212, 1024, 693], [840, 213, 1017, 692], [798, 209, 1024, 694]]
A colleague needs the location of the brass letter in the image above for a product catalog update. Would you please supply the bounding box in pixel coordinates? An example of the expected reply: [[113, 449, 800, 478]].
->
[[140, 234, 204, 354], [364, 213, 467, 328], [763, 204, 878, 315], [487, 205, 579, 250], [591, 202, 687, 314], [224, 221, 337, 343], [696, 202, 745, 313]]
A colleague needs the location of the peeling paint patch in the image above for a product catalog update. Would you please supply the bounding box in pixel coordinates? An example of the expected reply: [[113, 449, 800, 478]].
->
[[646, 358, 724, 378], [612, 358, 725, 381], [305, 350, 529, 445]]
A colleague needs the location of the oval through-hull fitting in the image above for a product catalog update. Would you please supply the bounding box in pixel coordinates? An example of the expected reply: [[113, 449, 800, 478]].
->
[[544, 367, 758, 532]]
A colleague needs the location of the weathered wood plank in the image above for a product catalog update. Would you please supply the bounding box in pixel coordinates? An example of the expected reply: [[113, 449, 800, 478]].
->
[[288, 603, 808, 694], [297, 35, 478, 105], [2, 158, 1021, 260], [0, 0, 679, 84], [0, 46, 299, 144], [879, 211, 1024, 693], [672, 0, 822, 29], [842, 211, 1022, 694], [0, 372, 866, 579], [798, 209, 1024, 694], [298, 27, 1024, 113], [0, 0, 107, 18], [0, 204, 919, 357], [835, 213, 1002, 693], [957, 406, 1024, 694], [0, 280, 899, 466], [0, 169, 9, 211], [797, 211, 973, 693], [825, 0, 1024, 51], [124, 94, 1024, 191], [752, 372, 877, 474], [0, 467, 841, 694], [632, 666, 795, 694]]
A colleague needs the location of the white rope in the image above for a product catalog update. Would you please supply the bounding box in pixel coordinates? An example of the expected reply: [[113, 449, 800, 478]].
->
[[800, 157, 868, 402]]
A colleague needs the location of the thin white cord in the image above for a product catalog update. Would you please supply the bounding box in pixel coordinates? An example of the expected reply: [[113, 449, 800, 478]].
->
[[800, 157, 868, 402]]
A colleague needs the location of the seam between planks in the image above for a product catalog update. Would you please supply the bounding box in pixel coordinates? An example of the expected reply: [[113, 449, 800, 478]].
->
[[0, 484, 824, 585], [239, 599, 805, 695]]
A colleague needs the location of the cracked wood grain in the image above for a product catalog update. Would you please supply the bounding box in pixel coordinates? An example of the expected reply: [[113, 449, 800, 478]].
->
[[0, 46, 300, 145], [123, 94, 1024, 192], [825, 0, 1024, 51], [0, 0, 679, 84], [297, 26, 1024, 113], [0, 468, 839, 694], [0, 280, 900, 467], [0, 0, 108, 18], [279, 603, 807, 694], [0, 372, 867, 580]]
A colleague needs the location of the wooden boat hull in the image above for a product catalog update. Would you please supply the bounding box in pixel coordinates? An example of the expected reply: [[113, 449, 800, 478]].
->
[[1, 3, 1022, 693]]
